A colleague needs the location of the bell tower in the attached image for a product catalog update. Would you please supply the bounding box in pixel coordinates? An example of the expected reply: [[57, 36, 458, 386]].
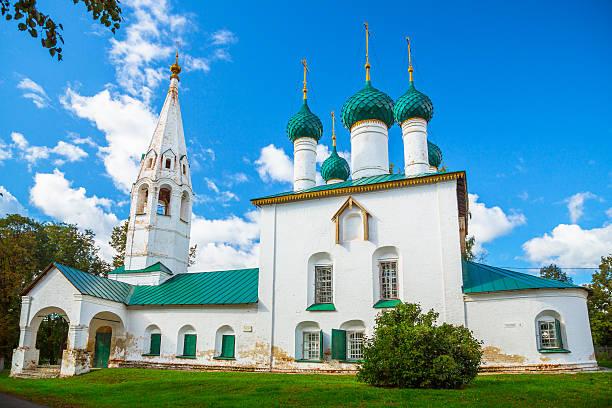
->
[[120, 52, 193, 280]]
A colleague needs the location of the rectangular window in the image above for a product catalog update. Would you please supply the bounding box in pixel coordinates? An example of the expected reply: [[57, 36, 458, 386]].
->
[[149, 333, 161, 356], [315, 266, 333, 304], [539, 320, 561, 349], [302, 331, 320, 360], [221, 335, 235, 358], [380, 260, 398, 300], [183, 334, 197, 356], [165, 158, 172, 169], [182, 164, 186, 174], [347, 331, 364, 360]]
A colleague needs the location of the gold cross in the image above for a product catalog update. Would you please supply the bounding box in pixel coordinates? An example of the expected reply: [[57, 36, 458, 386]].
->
[[301, 59, 309, 99]]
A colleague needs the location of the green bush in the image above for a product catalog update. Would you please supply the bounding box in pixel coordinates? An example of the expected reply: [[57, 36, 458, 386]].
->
[[357, 302, 483, 389]]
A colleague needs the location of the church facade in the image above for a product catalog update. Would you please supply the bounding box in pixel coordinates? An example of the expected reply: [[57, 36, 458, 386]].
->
[[11, 41, 597, 377]]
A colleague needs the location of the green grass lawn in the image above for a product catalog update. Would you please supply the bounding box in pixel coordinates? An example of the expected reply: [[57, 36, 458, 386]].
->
[[1, 369, 610, 408]]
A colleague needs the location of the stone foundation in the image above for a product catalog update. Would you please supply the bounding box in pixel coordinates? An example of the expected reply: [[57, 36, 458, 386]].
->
[[60, 349, 92, 377], [10, 347, 39, 376]]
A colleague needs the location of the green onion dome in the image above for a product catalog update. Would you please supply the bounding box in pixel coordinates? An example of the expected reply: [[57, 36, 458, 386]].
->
[[287, 100, 323, 143], [394, 81, 434, 124], [341, 81, 395, 131], [428, 141, 442, 168], [321, 146, 350, 182]]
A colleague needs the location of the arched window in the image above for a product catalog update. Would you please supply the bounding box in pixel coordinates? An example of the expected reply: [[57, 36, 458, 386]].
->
[[144, 325, 161, 356], [157, 188, 171, 216], [182, 164, 186, 175], [306, 253, 334, 310], [295, 321, 322, 362], [332, 320, 366, 362], [214, 325, 235, 359], [180, 192, 189, 222], [536, 311, 567, 352], [177, 325, 197, 357], [136, 184, 149, 214], [372, 246, 400, 306]]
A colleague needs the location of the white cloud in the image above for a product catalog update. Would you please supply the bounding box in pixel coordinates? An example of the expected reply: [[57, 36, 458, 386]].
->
[[10, 132, 87, 165], [30, 170, 119, 259], [190, 210, 260, 271], [202, 177, 238, 205], [17, 78, 50, 108], [522, 223, 612, 268], [0, 186, 27, 216], [211, 29, 238, 45], [606, 207, 612, 219], [565, 192, 598, 223], [255, 144, 293, 184], [0, 141, 11, 161], [468, 193, 527, 254], [61, 88, 156, 193]]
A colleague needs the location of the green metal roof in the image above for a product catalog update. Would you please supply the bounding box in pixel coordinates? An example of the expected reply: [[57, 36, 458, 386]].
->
[[287, 100, 323, 142], [50, 263, 258, 305], [321, 146, 350, 182], [394, 81, 434, 124], [53, 263, 134, 303], [109, 262, 173, 275], [462, 260, 586, 294], [428, 141, 442, 168], [341, 81, 395, 130], [127, 268, 259, 305]]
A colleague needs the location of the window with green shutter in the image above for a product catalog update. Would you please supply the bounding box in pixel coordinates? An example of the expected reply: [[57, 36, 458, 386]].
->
[[319, 329, 323, 360], [554, 319, 564, 349], [149, 333, 161, 356], [183, 334, 196, 357], [331, 329, 346, 360], [221, 335, 235, 358]]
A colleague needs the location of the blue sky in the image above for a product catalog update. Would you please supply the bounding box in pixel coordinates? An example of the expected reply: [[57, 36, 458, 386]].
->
[[0, 0, 610, 283]]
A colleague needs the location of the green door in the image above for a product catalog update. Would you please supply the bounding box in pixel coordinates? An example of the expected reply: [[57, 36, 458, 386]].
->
[[94, 331, 112, 368], [183, 334, 196, 357], [221, 335, 235, 358]]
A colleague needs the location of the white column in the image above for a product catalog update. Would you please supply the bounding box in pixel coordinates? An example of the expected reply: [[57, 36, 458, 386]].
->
[[402, 118, 432, 176], [60, 324, 91, 377], [350, 120, 389, 179], [293, 137, 317, 191], [10, 296, 37, 375]]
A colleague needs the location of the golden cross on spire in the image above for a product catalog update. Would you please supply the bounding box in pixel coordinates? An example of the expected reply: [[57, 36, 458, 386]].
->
[[331, 110, 336, 147], [364, 22, 371, 82], [301, 59, 309, 100], [406, 36, 414, 82], [170, 41, 181, 80]]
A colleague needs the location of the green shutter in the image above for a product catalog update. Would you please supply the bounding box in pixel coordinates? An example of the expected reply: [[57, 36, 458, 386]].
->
[[554, 319, 563, 349], [319, 329, 324, 360], [183, 334, 196, 356], [331, 329, 346, 360], [221, 335, 235, 358], [150, 333, 161, 355]]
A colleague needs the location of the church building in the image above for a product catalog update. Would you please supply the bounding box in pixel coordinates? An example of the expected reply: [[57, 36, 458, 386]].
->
[[11, 31, 597, 378]]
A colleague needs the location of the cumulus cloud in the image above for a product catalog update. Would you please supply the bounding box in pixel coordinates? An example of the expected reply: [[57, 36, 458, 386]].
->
[[0, 186, 27, 216], [190, 210, 260, 271], [10, 132, 87, 165], [468, 193, 527, 254], [30, 170, 119, 259], [17, 78, 50, 108], [61, 89, 156, 193], [255, 144, 293, 184], [522, 223, 612, 268], [606, 207, 612, 219], [565, 192, 599, 223], [0, 139, 12, 161], [211, 29, 238, 45]]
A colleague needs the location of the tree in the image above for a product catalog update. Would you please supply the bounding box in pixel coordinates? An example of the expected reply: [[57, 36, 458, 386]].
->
[[357, 302, 482, 389], [1, 0, 122, 61], [462, 236, 486, 263], [109, 220, 198, 269], [587, 255, 612, 346], [539, 264, 573, 284], [0, 214, 110, 361]]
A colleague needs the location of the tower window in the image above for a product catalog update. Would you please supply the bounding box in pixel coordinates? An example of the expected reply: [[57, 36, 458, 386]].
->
[[136, 186, 148, 214], [183, 164, 186, 175], [165, 158, 172, 169], [157, 188, 171, 216], [147, 158, 153, 168]]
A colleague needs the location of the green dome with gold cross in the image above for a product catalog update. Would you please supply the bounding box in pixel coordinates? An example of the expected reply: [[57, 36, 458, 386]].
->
[[428, 141, 442, 168], [341, 81, 395, 131], [394, 81, 434, 124], [321, 146, 350, 182], [287, 100, 323, 142]]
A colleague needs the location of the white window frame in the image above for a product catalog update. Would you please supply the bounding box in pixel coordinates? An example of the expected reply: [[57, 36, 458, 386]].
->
[[302, 331, 320, 360], [538, 318, 560, 350], [379, 260, 398, 300], [314, 265, 333, 304], [347, 331, 364, 361]]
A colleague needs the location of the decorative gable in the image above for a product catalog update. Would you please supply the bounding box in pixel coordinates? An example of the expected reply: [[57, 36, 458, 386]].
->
[[331, 196, 370, 244]]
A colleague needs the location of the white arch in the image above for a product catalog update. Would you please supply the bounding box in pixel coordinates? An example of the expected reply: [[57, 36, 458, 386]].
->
[[295, 321, 321, 361], [214, 325, 235, 358], [176, 324, 197, 356]]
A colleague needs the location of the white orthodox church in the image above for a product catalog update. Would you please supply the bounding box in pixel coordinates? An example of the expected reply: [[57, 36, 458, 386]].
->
[[11, 35, 597, 378]]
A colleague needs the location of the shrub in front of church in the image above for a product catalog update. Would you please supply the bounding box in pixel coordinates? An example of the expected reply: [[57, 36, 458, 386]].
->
[[356, 302, 482, 389]]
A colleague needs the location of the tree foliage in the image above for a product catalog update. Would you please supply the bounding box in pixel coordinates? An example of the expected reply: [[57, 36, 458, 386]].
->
[[587, 255, 612, 346], [35, 314, 68, 365], [109, 219, 198, 269], [1, 0, 122, 60], [357, 303, 482, 389], [0, 214, 109, 359], [539, 264, 573, 284]]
